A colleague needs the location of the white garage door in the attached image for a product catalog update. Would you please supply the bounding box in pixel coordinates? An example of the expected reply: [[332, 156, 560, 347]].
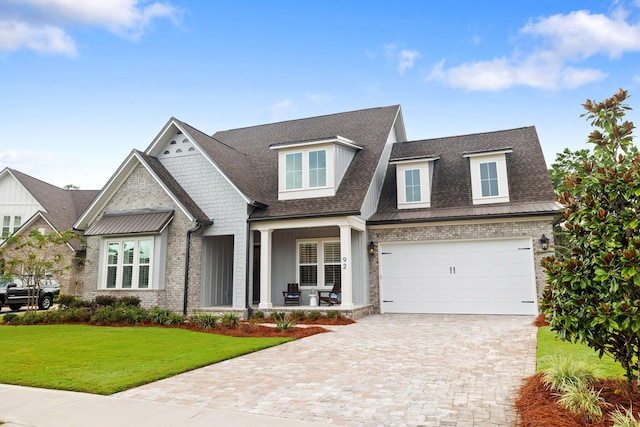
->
[[379, 238, 537, 315]]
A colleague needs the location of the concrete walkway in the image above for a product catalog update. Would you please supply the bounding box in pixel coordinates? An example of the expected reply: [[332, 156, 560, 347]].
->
[[0, 314, 537, 427]]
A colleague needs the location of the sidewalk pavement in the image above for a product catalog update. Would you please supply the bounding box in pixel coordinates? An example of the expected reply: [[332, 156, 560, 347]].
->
[[0, 384, 331, 427]]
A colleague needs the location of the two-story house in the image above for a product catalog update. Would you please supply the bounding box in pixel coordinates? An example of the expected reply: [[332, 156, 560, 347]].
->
[[73, 106, 558, 317]]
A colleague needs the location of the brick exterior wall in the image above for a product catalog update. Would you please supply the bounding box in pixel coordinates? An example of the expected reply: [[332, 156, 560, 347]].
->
[[83, 164, 204, 312], [367, 217, 555, 313], [1, 216, 85, 296]]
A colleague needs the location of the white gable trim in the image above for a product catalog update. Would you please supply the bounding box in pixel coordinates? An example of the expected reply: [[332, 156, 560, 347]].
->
[[147, 119, 253, 205], [74, 151, 197, 230], [0, 168, 46, 213], [3, 211, 75, 252]]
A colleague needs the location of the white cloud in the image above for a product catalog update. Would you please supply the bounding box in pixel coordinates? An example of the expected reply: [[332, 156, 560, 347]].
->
[[0, 149, 56, 174], [383, 43, 421, 75], [0, 0, 180, 55], [0, 20, 76, 55], [429, 7, 640, 91], [398, 49, 420, 74]]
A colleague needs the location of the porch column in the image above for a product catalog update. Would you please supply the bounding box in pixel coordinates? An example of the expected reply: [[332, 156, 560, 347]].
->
[[259, 229, 273, 309], [340, 225, 354, 309]]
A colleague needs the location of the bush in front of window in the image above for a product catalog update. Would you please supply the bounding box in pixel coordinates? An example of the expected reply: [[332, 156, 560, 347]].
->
[[90, 305, 150, 325]]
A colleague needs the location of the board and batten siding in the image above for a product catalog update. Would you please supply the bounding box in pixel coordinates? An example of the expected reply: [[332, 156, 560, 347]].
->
[[160, 153, 249, 309], [0, 175, 42, 230]]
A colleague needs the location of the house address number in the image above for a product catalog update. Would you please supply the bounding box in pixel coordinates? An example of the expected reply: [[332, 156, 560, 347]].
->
[[343, 256, 347, 269]]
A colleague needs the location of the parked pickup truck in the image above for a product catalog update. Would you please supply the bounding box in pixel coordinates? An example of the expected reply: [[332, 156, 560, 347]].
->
[[0, 277, 60, 311]]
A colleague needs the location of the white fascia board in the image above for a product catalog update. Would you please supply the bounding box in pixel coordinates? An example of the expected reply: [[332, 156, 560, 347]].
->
[[251, 215, 366, 232], [270, 136, 363, 151], [6, 212, 75, 252], [390, 157, 439, 165], [463, 149, 513, 158], [393, 106, 407, 142], [3, 169, 46, 213], [146, 119, 253, 206]]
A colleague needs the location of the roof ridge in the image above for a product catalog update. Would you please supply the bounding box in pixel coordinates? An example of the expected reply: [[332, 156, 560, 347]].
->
[[404, 126, 535, 144], [213, 105, 400, 135]]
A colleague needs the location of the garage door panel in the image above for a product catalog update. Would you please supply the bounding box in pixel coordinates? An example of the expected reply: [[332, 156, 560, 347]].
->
[[380, 239, 537, 315]]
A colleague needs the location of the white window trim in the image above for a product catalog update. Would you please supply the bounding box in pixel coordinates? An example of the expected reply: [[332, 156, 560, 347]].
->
[[296, 238, 341, 289], [101, 236, 155, 290], [394, 159, 434, 209], [465, 152, 510, 205], [277, 144, 335, 200]]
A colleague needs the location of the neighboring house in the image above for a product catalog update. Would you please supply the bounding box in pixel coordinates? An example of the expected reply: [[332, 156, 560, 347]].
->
[[72, 106, 558, 318], [368, 127, 560, 315], [0, 168, 99, 296]]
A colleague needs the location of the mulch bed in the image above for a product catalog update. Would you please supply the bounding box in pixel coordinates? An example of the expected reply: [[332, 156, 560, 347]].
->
[[516, 313, 640, 426], [516, 374, 640, 427]]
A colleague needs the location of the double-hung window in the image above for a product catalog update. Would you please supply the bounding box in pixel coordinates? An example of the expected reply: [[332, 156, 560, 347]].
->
[[309, 150, 326, 188], [297, 239, 341, 288], [404, 169, 421, 202], [464, 149, 511, 205], [480, 162, 499, 197], [285, 153, 303, 190], [2, 216, 10, 238], [105, 237, 152, 289]]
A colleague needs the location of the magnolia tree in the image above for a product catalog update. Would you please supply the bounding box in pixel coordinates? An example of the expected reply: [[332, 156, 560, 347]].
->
[[541, 89, 640, 388], [0, 229, 78, 312]]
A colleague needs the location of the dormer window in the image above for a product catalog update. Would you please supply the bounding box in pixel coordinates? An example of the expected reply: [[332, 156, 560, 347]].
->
[[463, 148, 512, 205], [390, 156, 438, 209], [272, 136, 362, 200]]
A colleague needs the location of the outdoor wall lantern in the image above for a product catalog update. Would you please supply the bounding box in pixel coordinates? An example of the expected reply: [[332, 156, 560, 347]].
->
[[539, 234, 550, 250], [368, 241, 375, 256]]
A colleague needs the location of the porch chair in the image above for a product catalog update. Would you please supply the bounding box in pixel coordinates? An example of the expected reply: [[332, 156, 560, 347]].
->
[[282, 283, 301, 306], [318, 279, 341, 306]]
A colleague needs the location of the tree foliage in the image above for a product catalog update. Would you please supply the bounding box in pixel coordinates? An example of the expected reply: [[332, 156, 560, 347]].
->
[[0, 229, 79, 312], [549, 148, 592, 193], [541, 89, 640, 387]]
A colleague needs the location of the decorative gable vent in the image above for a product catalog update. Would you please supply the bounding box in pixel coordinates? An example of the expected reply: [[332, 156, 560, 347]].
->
[[160, 132, 197, 157]]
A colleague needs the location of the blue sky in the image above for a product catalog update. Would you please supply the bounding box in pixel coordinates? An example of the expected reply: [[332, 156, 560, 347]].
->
[[1, 0, 640, 189]]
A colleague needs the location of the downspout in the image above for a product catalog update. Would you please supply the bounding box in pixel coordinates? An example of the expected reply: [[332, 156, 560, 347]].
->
[[183, 219, 212, 316]]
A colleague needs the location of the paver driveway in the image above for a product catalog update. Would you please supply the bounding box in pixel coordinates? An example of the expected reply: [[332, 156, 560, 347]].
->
[[117, 314, 537, 426]]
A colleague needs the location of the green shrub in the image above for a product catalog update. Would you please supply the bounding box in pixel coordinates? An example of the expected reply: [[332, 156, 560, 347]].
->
[[541, 356, 599, 392], [556, 383, 606, 422], [148, 308, 184, 325], [57, 295, 82, 309], [21, 312, 46, 325], [190, 313, 218, 330], [307, 311, 321, 321], [61, 307, 93, 323], [610, 406, 640, 427], [219, 313, 239, 329], [94, 295, 119, 307], [326, 310, 340, 319], [252, 310, 265, 319], [91, 306, 149, 325], [3, 313, 19, 323], [42, 310, 64, 324], [289, 310, 306, 321], [274, 313, 296, 331], [117, 296, 141, 307], [270, 311, 286, 321]]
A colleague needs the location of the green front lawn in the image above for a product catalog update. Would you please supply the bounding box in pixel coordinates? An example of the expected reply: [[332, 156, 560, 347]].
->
[[537, 326, 626, 378], [0, 324, 291, 394]]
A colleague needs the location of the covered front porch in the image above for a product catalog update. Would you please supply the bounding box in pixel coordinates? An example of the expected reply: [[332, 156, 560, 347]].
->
[[250, 215, 370, 312]]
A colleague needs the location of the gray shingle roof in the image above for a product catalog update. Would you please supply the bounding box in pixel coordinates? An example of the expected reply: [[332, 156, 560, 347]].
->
[[370, 126, 559, 224], [135, 152, 209, 221], [8, 169, 99, 249], [205, 105, 401, 220]]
